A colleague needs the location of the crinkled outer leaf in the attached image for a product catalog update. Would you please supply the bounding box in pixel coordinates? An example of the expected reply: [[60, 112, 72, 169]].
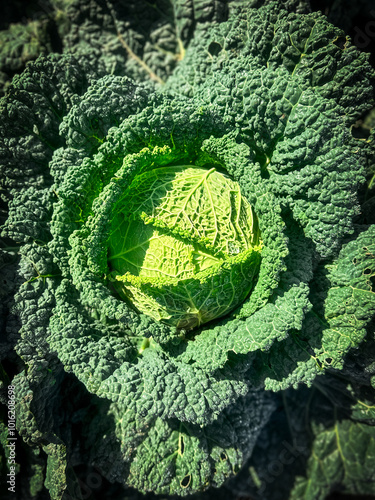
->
[[0, 0, 74, 96], [290, 381, 375, 500], [250, 224, 375, 390], [61, 0, 230, 85], [356, 112, 375, 226], [0, 20, 53, 92], [292, 417, 375, 499], [0, 54, 97, 201], [84, 389, 275, 497]]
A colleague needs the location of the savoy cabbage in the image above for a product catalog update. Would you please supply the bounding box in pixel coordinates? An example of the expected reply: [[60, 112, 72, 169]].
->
[[0, 0, 375, 499]]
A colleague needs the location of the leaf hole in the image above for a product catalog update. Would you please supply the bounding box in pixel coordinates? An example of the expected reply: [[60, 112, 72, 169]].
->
[[208, 42, 222, 57], [326, 357, 332, 364], [352, 258, 357, 264], [364, 268, 371, 275], [220, 452, 227, 461], [333, 36, 346, 50], [180, 475, 191, 488]]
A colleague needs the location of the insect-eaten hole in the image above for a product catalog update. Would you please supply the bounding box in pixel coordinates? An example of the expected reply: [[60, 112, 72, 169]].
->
[[180, 474, 191, 488], [208, 41, 222, 56], [220, 452, 227, 461], [364, 268, 371, 275], [333, 36, 346, 50]]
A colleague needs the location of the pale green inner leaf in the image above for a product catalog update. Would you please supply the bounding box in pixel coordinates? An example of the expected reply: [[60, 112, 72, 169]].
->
[[109, 165, 258, 278], [107, 164, 261, 329]]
